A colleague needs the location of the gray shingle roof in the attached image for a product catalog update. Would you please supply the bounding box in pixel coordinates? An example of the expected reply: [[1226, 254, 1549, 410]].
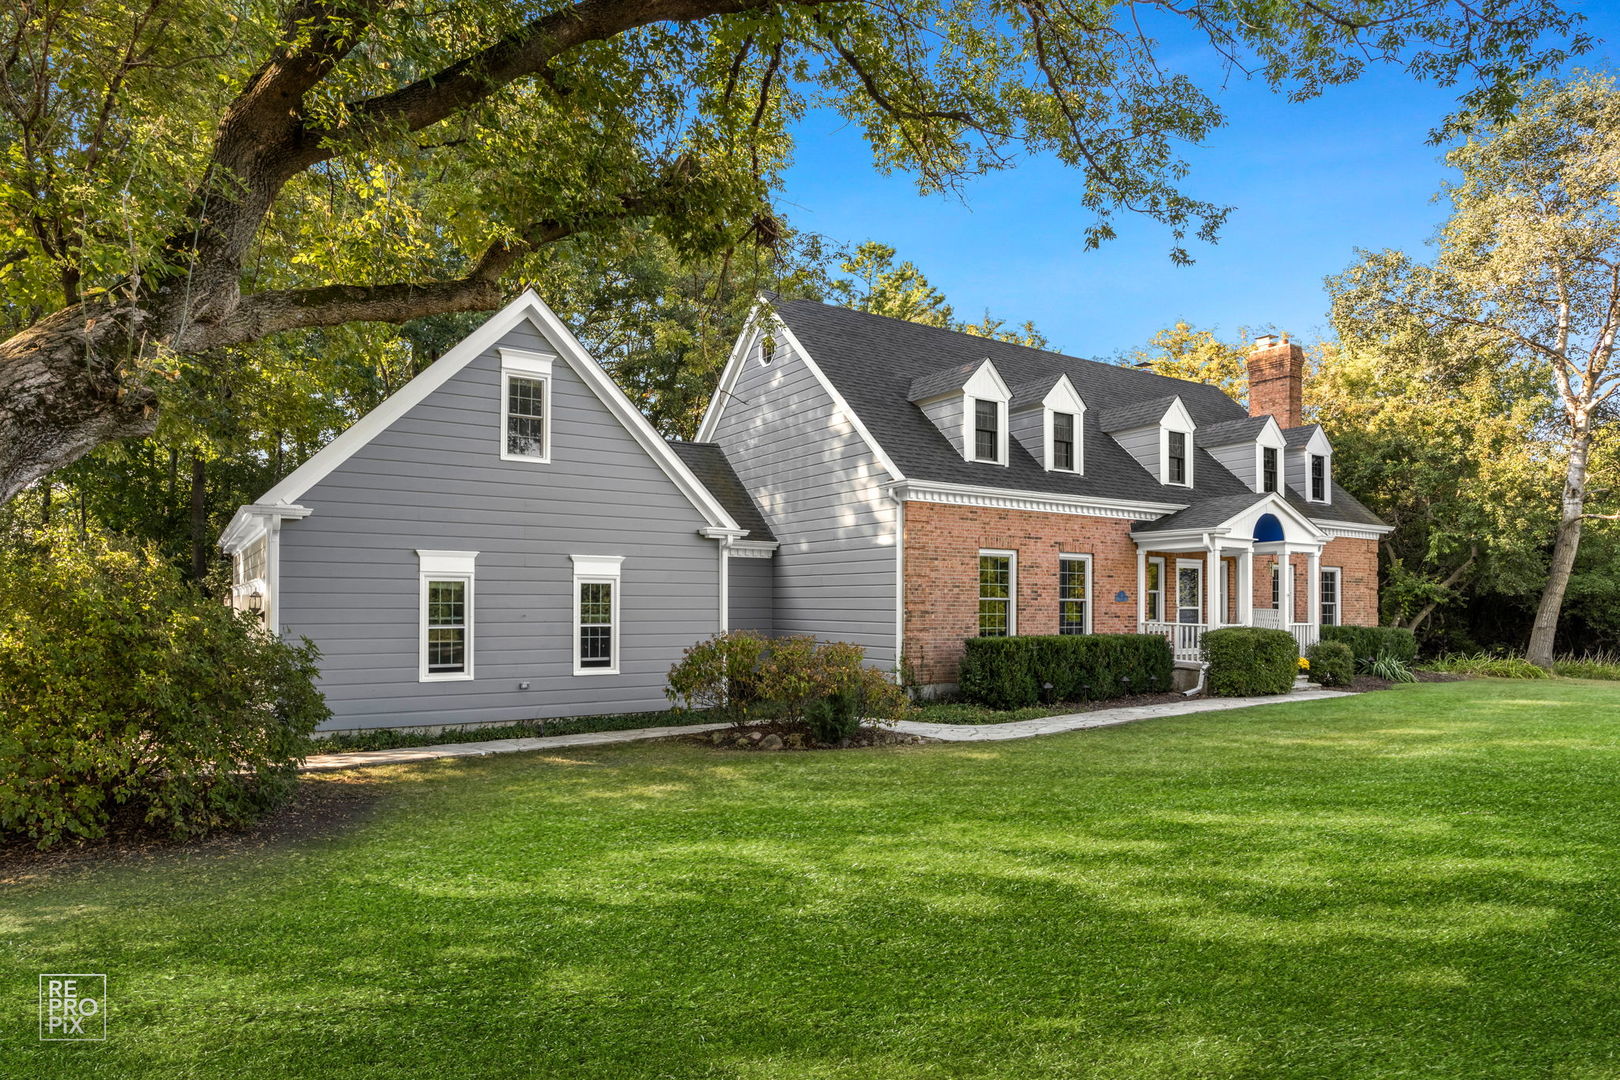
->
[[1283, 424, 1323, 447], [1131, 492, 1271, 535], [907, 360, 985, 402], [768, 298, 1386, 530], [1197, 416, 1272, 446], [670, 442, 778, 542], [1097, 396, 1181, 433]]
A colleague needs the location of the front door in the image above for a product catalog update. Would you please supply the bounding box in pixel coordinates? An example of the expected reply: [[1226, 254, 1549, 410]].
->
[[1176, 562, 1203, 624]]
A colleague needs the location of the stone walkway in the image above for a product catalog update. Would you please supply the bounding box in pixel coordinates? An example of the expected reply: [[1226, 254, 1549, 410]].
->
[[300, 690, 1349, 772]]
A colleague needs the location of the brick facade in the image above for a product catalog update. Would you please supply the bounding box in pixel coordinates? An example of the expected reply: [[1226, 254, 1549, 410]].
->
[[901, 500, 1381, 687]]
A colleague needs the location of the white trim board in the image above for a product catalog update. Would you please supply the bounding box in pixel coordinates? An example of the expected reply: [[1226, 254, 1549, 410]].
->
[[231, 290, 741, 540]]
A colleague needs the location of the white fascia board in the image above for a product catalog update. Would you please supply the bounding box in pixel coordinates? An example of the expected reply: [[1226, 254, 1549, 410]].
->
[[1317, 519, 1395, 539], [727, 540, 779, 558], [964, 359, 1011, 402], [1041, 374, 1086, 415], [249, 289, 740, 534], [1162, 396, 1196, 431], [890, 479, 1186, 521], [1297, 426, 1333, 457], [771, 319, 907, 482], [1257, 416, 1287, 449], [219, 502, 313, 552], [695, 296, 772, 443], [1234, 492, 1330, 543]]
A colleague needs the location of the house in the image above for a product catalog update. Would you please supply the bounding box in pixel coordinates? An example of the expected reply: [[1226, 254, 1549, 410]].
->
[[223, 290, 1390, 729]]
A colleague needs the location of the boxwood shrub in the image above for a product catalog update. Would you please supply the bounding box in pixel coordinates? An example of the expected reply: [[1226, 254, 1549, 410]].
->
[[957, 634, 1173, 709], [1319, 625, 1418, 664], [1202, 627, 1299, 697], [1306, 640, 1356, 688]]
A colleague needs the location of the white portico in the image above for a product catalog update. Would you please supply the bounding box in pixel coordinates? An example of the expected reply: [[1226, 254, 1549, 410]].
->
[[1132, 492, 1330, 662]]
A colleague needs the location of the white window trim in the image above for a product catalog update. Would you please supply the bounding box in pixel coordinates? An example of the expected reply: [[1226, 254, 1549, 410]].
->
[[417, 549, 478, 682], [1259, 444, 1282, 494], [1058, 553, 1092, 635], [966, 396, 1009, 465], [1046, 410, 1082, 473], [1320, 566, 1341, 626], [499, 349, 554, 463], [571, 555, 624, 676], [978, 548, 1017, 636], [1175, 558, 1204, 625], [1307, 452, 1332, 504], [1160, 426, 1195, 487], [1147, 556, 1167, 622]]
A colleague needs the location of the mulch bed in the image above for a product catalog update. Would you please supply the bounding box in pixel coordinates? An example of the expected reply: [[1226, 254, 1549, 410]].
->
[[0, 773, 385, 885], [1340, 670, 1471, 693], [689, 722, 935, 752]]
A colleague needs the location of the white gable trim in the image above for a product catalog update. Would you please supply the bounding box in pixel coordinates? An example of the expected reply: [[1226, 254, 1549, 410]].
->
[[1041, 375, 1086, 474], [238, 290, 740, 535], [963, 358, 1011, 402], [696, 299, 906, 482]]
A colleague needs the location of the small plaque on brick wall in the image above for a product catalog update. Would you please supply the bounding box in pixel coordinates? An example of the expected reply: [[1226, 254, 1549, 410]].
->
[[1115, 590, 1129, 602]]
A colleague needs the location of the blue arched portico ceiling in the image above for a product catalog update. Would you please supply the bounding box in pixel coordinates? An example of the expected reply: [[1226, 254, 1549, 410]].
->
[[1253, 513, 1286, 543]]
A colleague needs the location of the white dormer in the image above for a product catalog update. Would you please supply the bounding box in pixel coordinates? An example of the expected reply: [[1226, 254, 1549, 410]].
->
[[910, 358, 1011, 466], [1286, 426, 1333, 504], [1009, 374, 1086, 473], [1255, 418, 1287, 495], [1203, 416, 1287, 494], [1101, 395, 1196, 488]]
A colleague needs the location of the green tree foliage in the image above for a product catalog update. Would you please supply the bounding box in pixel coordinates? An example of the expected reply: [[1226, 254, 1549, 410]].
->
[[1333, 75, 1620, 662], [1124, 322, 1250, 399], [0, 0, 1587, 500], [0, 525, 329, 848], [829, 241, 1048, 346]]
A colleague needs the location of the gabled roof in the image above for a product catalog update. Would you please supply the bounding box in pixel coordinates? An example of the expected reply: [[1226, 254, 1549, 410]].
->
[[907, 360, 986, 402], [1131, 492, 1271, 534], [1098, 395, 1183, 433], [1283, 424, 1326, 448], [225, 291, 742, 545], [706, 297, 1387, 532], [670, 442, 778, 543]]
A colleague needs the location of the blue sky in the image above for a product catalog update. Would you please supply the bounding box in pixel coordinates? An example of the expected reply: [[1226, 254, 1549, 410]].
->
[[780, 5, 1619, 358]]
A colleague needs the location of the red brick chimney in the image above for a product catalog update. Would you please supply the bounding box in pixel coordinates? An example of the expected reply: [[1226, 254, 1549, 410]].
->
[[1247, 333, 1304, 428]]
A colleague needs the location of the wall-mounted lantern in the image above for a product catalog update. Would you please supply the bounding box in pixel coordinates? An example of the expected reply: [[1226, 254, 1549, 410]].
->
[[245, 589, 265, 618]]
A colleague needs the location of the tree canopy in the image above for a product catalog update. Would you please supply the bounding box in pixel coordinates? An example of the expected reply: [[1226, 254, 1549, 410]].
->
[[0, 0, 1589, 502]]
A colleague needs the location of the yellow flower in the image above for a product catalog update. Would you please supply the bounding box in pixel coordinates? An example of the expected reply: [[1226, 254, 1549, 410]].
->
[[1298, 657, 1311, 671]]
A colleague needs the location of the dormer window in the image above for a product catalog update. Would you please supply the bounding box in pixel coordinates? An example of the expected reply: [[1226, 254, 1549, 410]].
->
[[1051, 413, 1076, 471], [1310, 454, 1328, 501], [1263, 447, 1280, 493], [1167, 430, 1188, 486], [973, 399, 1000, 461]]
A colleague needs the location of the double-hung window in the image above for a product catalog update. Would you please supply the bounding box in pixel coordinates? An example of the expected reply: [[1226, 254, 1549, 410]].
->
[[1146, 557, 1165, 622], [500, 349, 553, 462], [418, 550, 477, 681], [1310, 454, 1328, 501], [1320, 567, 1340, 627], [1271, 564, 1281, 610], [1051, 412, 1077, 472], [1059, 555, 1090, 635], [978, 551, 1015, 637], [973, 400, 1001, 462], [1167, 430, 1188, 486], [1262, 447, 1280, 493], [571, 556, 623, 675]]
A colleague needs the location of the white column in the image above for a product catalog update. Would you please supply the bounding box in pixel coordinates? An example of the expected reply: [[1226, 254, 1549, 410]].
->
[[1244, 553, 1254, 623], [1207, 537, 1220, 628], [1136, 547, 1147, 629], [1307, 548, 1322, 630], [1280, 547, 1294, 628]]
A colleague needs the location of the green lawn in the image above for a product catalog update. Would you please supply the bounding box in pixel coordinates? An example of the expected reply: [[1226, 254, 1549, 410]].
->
[[7, 680, 1620, 1078]]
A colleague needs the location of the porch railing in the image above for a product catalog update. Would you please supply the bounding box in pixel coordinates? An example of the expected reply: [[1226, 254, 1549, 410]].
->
[[1140, 619, 1319, 662]]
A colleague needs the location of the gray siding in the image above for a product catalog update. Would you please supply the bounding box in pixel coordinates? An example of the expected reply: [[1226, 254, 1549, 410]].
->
[[711, 328, 899, 666], [1112, 424, 1160, 479], [919, 395, 965, 456], [279, 319, 722, 730], [1209, 442, 1256, 490], [727, 555, 774, 634], [1009, 405, 1043, 465]]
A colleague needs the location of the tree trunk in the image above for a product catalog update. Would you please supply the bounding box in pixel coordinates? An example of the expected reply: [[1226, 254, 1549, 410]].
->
[[189, 454, 208, 584], [1527, 427, 1591, 667]]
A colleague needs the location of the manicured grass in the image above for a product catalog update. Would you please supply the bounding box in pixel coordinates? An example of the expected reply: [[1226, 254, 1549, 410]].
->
[[7, 680, 1620, 1078]]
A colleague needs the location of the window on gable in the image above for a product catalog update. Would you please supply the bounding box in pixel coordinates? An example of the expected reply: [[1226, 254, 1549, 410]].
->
[[503, 374, 549, 461], [1059, 555, 1089, 634], [974, 399, 1000, 462], [1262, 447, 1280, 493], [1052, 412, 1076, 471], [978, 552, 1014, 636], [1167, 430, 1188, 485], [1310, 454, 1327, 501]]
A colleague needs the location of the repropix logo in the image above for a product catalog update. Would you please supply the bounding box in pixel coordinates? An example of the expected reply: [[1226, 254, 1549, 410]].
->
[[39, 974, 106, 1041]]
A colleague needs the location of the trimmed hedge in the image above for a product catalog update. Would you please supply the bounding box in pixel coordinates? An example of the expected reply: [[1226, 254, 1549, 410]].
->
[[1202, 627, 1299, 697], [1306, 640, 1356, 688], [1319, 625, 1417, 664], [958, 634, 1173, 709]]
